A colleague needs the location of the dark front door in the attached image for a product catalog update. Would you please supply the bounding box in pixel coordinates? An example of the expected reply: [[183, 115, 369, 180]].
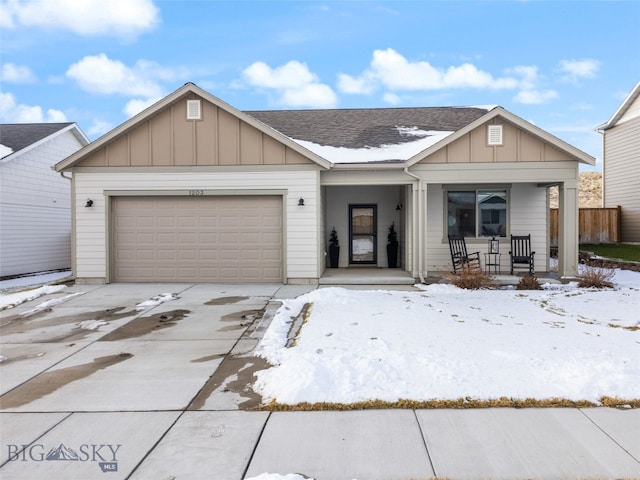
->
[[349, 204, 377, 264]]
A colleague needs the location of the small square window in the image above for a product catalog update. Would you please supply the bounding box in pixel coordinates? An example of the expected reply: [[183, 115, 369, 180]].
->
[[487, 125, 503, 146]]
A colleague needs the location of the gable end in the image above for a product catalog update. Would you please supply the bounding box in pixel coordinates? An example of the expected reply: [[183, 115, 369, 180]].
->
[[75, 93, 315, 168]]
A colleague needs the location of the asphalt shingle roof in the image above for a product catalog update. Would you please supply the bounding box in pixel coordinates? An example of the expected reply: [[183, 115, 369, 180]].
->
[[0, 123, 73, 154], [245, 107, 491, 149]]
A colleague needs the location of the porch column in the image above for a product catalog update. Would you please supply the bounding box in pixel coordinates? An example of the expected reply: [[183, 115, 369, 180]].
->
[[558, 180, 579, 278]]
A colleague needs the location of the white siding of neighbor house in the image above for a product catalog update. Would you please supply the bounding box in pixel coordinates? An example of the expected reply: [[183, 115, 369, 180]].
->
[[0, 130, 84, 277], [425, 183, 548, 274], [72, 167, 320, 282], [603, 115, 640, 242]]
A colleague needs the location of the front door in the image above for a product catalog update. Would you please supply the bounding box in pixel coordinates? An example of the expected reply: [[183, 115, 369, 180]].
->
[[349, 204, 377, 264]]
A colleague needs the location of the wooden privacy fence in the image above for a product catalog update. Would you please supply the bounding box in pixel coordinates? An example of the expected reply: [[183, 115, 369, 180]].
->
[[550, 206, 621, 245]]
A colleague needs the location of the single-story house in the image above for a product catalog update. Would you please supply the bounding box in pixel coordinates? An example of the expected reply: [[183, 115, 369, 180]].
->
[[1, 122, 89, 278], [597, 80, 640, 242], [55, 83, 594, 284]]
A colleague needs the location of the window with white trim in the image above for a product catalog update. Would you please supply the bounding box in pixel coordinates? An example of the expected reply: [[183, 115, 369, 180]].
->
[[447, 189, 507, 238]]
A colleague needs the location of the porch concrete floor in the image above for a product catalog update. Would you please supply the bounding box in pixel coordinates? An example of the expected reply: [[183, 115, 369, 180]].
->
[[320, 268, 416, 285], [319, 268, 563, 287]]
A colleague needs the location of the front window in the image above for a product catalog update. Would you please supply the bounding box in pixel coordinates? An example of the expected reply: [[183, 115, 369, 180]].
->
[[447, 189, 507, 238]]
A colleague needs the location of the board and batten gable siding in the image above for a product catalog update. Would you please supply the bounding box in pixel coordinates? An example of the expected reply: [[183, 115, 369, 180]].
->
[[75, 94, 314, 168], [603, 114, 640, 242], [0, 130, 84, 276], [425, 183, 548, 274], [422, 117, 571, 165], [72, 168, 320, 282]]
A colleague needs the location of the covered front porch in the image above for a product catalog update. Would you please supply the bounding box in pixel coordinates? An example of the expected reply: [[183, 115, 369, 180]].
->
[[323, 183, 411, 270]]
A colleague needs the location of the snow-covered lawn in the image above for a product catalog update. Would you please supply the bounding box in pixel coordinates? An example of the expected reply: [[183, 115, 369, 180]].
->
[[254, 269, 639, 405]]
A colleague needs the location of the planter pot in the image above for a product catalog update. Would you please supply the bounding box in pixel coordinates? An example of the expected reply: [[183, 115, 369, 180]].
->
[[329, 245, 340, 268], [387, 243, 398, 268]]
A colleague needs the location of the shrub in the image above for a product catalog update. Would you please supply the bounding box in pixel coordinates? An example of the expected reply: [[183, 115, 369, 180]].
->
[[517, 274, 542, 290], [578, 266, 614, 289], [449, 267, 493, 290]]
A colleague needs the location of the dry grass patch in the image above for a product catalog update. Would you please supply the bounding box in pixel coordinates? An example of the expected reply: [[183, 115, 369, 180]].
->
[[446, 268, 494, 290], [254, 396, 639, 411], [516, 274, 542, 290], [578, 266, 615, 289]]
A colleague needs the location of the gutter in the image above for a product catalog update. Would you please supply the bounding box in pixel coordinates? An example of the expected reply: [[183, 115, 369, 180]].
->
[[404, 167, 425, 284]]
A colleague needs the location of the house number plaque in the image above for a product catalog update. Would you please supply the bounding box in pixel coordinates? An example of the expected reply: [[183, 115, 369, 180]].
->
[[189, 190, 204, 196]]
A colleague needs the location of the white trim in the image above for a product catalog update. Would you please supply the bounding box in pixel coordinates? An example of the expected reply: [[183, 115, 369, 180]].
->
[[1, 123, 89, 164], [599, 81, 640, 130]]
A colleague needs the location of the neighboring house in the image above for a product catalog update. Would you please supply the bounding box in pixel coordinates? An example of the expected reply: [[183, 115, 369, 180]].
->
[[598, 80, 640, 242], [55, 83, 594, 284], [1, 123, 89, 277]]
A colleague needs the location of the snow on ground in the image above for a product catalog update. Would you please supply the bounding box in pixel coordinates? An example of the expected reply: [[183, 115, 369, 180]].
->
[[135, 293, 178, 310], [245, 475, 309, 480], [254, 269, 640, 405], [0, 284, 70, 311]]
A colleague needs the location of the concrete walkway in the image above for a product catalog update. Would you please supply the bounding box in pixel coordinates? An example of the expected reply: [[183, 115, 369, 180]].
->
[[1, 283, 638, 479]]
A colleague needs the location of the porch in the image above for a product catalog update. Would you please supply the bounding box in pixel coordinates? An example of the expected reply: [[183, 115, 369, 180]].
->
[[320, 267, 415, 285], [319, 268, 563, 287]]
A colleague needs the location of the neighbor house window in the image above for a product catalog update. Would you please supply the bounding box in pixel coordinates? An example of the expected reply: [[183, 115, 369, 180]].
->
[[447, 189, 507, 238]]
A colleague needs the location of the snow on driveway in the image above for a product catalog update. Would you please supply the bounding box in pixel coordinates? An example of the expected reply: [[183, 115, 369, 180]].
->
[[254, 270, 639, 405]]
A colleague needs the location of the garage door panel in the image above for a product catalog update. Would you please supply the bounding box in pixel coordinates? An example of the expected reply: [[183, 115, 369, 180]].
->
[[113, 195, 282, 282]]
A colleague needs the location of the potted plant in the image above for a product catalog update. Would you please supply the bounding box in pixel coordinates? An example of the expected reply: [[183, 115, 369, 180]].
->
[[387, 222, 399, 268], [328, 227, 340, 268]]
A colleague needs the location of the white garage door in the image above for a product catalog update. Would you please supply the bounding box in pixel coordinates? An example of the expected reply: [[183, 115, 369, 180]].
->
[[112, 196, 283, 282]]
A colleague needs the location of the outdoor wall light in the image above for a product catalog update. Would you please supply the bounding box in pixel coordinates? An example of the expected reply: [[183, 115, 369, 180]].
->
[[85, 199, 94, 208], [298, 197, 305, 206], [396, 203, 403, 211]]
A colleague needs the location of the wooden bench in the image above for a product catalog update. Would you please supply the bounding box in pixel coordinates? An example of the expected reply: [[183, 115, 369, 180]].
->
[[448, 235, 482, 274], [509, 234, 535, 274]]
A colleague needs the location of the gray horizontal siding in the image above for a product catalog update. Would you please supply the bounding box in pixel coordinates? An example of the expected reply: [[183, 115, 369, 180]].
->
[[604, 117, 640, 241]]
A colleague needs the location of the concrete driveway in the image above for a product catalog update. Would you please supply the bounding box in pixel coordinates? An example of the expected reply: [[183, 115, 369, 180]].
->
[[1, 283, 638, 480]]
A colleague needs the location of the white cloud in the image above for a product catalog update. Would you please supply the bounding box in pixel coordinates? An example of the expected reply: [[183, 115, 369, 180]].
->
[[242, 60, 337, 108], [0, 92, 67, 122], [514, 89, 558, 105], [382, 92, 402, 105], [337, 72, 376, 95], [66, 54, 189, 103], [1, 0, 159, 40], [87, 119, 113, 138], [243, 61, 316, 90], [124, 97, 161, 117], [338, 48, 519, 94], [1, 62, 36, 83], [559, 59, 600, 82], [504, 65, 559, 105]]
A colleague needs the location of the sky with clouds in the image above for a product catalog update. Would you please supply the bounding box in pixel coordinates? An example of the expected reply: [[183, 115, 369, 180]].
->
[[1, 0, 638, 169]]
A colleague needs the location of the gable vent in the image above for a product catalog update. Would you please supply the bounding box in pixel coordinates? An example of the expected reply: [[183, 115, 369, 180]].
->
[[186, 99, 202, 120], [487, 124, 503, 146]]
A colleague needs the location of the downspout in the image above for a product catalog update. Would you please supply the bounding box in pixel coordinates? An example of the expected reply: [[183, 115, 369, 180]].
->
[[404, 167, 425, 283]]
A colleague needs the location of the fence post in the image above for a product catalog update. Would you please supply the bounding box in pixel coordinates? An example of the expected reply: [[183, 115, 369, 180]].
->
[[616, 205, 621, 243]]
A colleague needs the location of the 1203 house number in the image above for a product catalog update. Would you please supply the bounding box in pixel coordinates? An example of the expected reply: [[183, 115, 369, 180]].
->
[[189, 190, 204, 196]]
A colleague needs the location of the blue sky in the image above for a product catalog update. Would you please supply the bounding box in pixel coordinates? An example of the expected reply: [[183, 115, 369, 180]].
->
[[1, 0, 638, 170]]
